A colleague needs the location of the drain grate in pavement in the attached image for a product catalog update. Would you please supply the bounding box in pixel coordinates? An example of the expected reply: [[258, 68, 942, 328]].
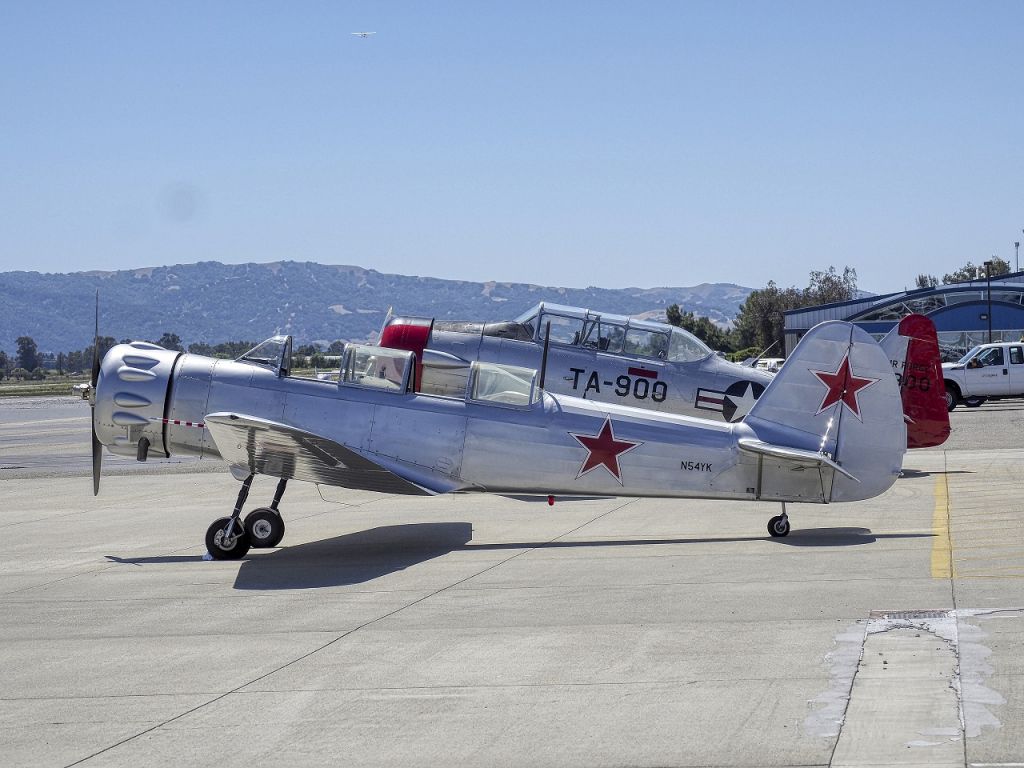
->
[[869, 609, 953, 620]]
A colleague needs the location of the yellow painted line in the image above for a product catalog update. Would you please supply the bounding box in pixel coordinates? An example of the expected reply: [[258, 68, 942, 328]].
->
[[931, 474, 953, 578]]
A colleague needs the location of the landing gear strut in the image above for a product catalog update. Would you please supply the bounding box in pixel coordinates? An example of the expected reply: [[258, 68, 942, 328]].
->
[[206, 474, 254, 560], [244, 478, 288, 548], [205, 476, 290, 560], [767, 502, 790, 538]]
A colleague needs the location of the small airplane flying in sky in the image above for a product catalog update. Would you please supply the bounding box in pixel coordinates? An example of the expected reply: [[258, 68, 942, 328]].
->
[[89, 319, 913, 559], [379, 304, 950, 448], [351, 32, 376, 38]]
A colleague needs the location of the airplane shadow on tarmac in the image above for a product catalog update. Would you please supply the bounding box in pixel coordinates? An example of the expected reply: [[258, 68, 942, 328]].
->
[[225, 523, 932, 590], [107, 523, 932, 590], [898, 469, 974, 479]]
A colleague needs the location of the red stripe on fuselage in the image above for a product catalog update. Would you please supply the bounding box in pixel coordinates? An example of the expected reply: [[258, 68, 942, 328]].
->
[[628, 367, 658, 379]]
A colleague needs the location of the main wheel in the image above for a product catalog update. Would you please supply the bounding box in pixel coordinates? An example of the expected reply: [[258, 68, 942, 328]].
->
[[767, 515, 790, 538], [944, 384, 958, 412], [205, 517, 251, 560], [244, 507, 285, 548], [964, 396, 985, 408]]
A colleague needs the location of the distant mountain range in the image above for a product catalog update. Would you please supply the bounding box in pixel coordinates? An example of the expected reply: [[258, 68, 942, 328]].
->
[[0, 261, 755, 353]]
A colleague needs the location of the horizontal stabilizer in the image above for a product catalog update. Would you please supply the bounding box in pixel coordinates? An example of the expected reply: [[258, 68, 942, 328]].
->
[[737, 438, 857, 481]]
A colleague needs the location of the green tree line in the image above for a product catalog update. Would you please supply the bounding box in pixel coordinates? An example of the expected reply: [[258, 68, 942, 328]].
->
[[667, 266, 859, 357], [0, 333, 348, 381]]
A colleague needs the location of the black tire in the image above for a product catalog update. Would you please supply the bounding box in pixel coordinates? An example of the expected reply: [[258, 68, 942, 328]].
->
[[244, 507, 285, 548], [205, 517, 251, 560], [964, 397, 985, 408], [944, 383, 958, 412], [767, 515, 790, 538]]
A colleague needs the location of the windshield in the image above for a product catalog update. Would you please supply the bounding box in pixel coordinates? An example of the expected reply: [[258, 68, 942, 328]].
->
[[238, 336, 292, 374], [667, 328, 712, 362], [955, 346, 982, 365]]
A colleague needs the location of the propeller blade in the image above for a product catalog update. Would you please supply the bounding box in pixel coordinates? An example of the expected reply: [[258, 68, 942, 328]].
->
[[90, 289, 102, 495], [90, 290, 100, 388]]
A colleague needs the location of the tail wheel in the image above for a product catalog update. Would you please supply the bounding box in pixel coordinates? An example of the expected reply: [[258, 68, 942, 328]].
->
[[767, 515, 790, 538], [944, 384, 958, 412], [205, 517, 251, 560], [964, 397, 985, 408]]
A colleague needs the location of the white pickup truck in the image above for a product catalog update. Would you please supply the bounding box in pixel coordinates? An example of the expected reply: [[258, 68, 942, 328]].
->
[[942, 341, 1024, 410]]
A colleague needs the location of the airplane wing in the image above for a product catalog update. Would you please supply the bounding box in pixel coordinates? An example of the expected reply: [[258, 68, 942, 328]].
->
[[204, 412, 436, 496]]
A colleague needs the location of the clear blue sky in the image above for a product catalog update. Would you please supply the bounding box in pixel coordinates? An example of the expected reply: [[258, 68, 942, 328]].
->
[[2, 1, 1023, 294]]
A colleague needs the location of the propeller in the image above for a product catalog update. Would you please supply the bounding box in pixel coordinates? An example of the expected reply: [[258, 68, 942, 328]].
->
[[91, 291, 102, 496]]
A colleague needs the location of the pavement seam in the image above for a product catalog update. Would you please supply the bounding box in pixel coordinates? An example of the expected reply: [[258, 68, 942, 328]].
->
[[62, 497, 638, 766], [946, 450, 970, 768]]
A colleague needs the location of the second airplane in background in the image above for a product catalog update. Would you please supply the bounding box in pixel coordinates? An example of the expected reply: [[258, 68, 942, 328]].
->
[[379, 303, 950, 448]]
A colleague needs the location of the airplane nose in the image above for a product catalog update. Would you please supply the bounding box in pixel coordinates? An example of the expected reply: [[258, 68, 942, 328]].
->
[[93, 342, 183, 460]]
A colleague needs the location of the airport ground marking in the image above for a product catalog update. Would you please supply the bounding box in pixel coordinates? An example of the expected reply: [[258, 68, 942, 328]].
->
[[931, 473, 953, 579]]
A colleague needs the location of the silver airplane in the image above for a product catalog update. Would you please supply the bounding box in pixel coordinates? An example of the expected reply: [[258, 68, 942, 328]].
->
[[89, 321, 908, 560], [381, 304, 950, 450], [381, 303, 775, 423]]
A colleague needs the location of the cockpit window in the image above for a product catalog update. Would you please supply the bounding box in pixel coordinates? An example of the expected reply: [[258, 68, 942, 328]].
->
[[341, 345, 413, 392], [623, 328, 669, 360], [667, 328, 712, 362], [517, 311, 539, 339], [469, 362, 540, 407], [582, 320, 626, 353], [538, 313, 585, 345], [238, 336, 292, 376]]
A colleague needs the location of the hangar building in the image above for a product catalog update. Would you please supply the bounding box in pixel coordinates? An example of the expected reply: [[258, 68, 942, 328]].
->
[[784, 271, 1024, 361]]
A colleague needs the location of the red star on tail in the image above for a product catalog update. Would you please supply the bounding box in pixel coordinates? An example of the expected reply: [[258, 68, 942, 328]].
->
[[810, 354, 879, 420], [570, 418, 642, 484]]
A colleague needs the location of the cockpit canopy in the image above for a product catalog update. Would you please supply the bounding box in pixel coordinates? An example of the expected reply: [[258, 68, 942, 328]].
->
[[513, 303, 712, 363], [238, 336, 293, 376]]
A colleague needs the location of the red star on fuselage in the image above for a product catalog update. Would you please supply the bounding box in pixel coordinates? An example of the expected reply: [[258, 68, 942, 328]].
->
[[810, 354, 879, 420], [569, 418, 642, 484]]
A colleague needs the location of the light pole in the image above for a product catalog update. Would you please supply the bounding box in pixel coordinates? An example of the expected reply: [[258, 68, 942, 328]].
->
[[984, 259, 994, 342]]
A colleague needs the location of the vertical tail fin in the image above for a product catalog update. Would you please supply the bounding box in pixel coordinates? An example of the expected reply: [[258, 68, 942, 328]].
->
[[878, 314, 950, 449], [743, 321, 905, 502]]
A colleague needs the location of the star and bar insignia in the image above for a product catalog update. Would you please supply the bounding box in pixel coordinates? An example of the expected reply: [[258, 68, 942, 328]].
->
[[569, 417, 642, 484], [810, 353, 879, 420]]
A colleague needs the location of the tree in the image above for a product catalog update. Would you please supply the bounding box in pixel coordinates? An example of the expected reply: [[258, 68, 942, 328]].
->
[[915, 273, 939, 289], [327, 340, 345, 355], [806, 266, 858, 304], [943, 257, 1011, 284], [732, 281, 805, 353], [0, 350, 9, 379], [56, 352, 65, 374], [16, 336, 38, 371], [665, 304, 735, 352], [157, 332, 184, 352], [731, 265, 858, 354]]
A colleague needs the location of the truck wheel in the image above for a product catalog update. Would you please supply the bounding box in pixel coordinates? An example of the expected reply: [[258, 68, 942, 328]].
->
[[944, 383, 958, 412]]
